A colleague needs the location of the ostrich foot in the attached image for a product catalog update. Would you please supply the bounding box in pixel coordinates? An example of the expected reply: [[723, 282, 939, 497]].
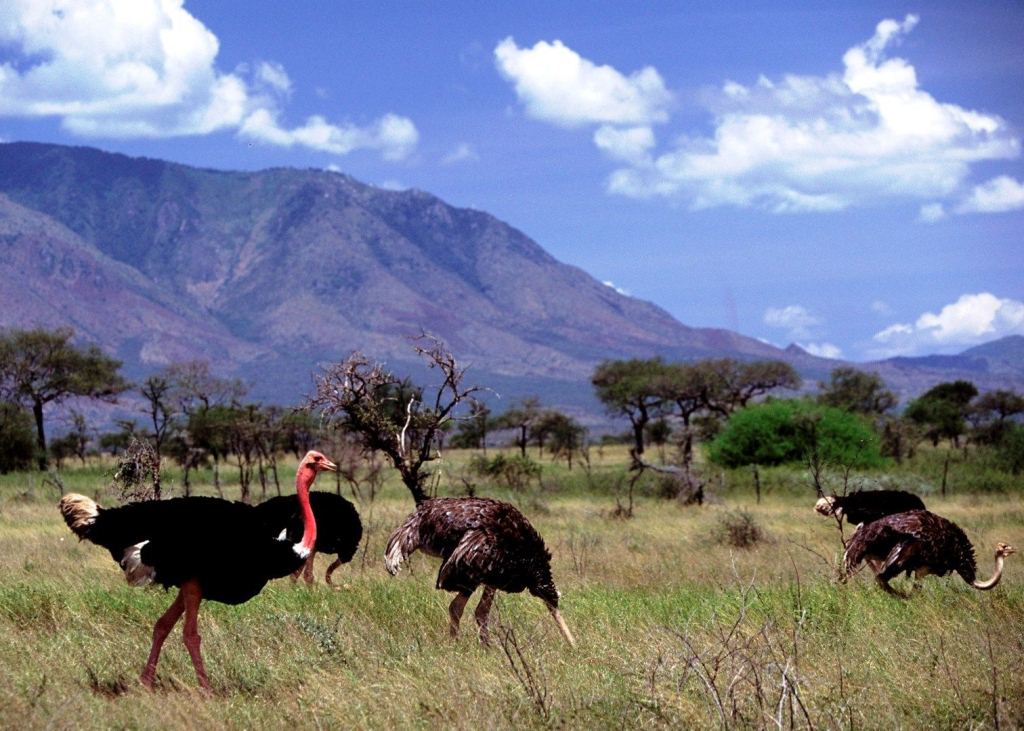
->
[[877, 577, 910, 599]]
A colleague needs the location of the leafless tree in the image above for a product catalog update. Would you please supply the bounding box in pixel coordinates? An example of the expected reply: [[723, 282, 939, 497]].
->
[[306, 335, 481, 503]]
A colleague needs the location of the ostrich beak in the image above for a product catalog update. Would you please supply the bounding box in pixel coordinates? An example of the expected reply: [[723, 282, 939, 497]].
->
[[321, 457, 338, 472], [548, 606, 576, 647]]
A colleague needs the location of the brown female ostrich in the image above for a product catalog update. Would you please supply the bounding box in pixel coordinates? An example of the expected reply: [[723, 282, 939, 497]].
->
[[59, 451, 336, 690], [385, 497, 575, 646], [844, 509, 1015, 597]]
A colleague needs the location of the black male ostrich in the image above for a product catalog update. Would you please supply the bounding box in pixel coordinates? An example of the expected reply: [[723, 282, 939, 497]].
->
[[59, 450, 337, 690], [254, 491, 362, 586], [844, 509, 1016, 597], [385, 497, 575, 646], [815, 489, 925, 526]]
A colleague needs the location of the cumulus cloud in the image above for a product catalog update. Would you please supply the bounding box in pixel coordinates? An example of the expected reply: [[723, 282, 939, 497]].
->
[[871, 292, 1024, 356], [763, 304, 821, 340], [0, 0, 417, 159], [956, 176, 1024, 214], [498, 17, 1021, 214], [494, 37, 671, 128]]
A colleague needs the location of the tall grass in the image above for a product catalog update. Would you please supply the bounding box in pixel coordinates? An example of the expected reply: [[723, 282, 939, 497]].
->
[[0, 451, 1021, 728]]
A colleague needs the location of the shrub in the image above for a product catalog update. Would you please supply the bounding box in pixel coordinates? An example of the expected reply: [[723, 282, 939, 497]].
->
[[714, 510, 764, 548], [707, 399, 884, 469], [468, 453, 542, 492]]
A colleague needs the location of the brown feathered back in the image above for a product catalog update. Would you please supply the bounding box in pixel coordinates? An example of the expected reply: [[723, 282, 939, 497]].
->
[[385, 497, 559, 606], [844, 510, 977, 582]]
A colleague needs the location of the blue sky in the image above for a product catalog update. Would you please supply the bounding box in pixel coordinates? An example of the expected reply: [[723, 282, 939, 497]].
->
[[1, 1, 1022, 361]]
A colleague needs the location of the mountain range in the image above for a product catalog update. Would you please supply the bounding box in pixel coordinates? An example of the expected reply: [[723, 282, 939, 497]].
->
[[1, 141, 1021, 419]]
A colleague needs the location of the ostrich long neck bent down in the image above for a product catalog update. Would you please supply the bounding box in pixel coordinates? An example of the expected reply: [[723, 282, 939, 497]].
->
[[294, 465, 318, 557], [971, 553, 1007, 591]]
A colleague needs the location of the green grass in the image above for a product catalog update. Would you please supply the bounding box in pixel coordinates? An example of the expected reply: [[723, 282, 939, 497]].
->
[[0, 452, 1022, 729]]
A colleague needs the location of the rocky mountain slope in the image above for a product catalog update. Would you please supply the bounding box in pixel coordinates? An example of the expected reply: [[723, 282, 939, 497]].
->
[[0, 142, 1019, 412]]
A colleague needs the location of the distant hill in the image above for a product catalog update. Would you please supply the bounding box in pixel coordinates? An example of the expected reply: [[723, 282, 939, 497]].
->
[[1, 141, 1021, 418]]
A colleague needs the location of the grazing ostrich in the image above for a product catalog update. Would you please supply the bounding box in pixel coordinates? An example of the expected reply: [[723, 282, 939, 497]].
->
[[254, 491, 362, 586], [815, 489, 925, 526], [844, 509, 1015, 597], [385, 497, 575, 646], [58, 450, 337, 691]]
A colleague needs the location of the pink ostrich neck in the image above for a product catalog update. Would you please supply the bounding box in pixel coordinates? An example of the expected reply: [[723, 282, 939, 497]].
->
[[295, 464, 318, 555]]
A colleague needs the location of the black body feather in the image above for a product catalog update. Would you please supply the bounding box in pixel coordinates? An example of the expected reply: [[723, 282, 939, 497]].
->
[[68, 496, 306, 604], [254, 491, 362, 577], [823, 489, 925, 525]]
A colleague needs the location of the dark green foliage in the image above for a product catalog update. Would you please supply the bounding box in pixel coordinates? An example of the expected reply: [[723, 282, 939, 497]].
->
[[468, 453, 542, 492], [905, 380, 978, 447], [0, 401, 35, 473], [994, 423, 1024, 475], [707, 399, 884, 469], [817, 367, 896, 414], [0, 327, 128, 468]]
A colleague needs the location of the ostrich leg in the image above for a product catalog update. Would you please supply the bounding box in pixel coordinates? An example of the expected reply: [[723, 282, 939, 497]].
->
[[140, 590, 185, 688], [474, 586, 497, 645], [302, 550, 317, 584], [180, 579, 211, 691], [448, 592, 470, 638], [325, 557, 344, 587]]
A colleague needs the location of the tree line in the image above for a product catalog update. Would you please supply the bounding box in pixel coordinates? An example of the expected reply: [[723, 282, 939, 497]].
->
[[2, 327, 1022, 500]]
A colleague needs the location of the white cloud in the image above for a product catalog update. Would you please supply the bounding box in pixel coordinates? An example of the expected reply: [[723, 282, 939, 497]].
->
[[871, 292, 1024, 356], [870, 300, 893, 316], [602, 280, 631, 296], [799, 342, 843, 359], [494, 37, 671, 128], [502, 16, 1020, 214], [593, 125, 655, 165], [918, 202, 946, 223], [956, 176, 1024, 214], [763, 304, 821, 340], [0, 0, 417, 159], [239, 110, 417, 160], [441, 142, 479, 165], [255, 61, 292, 96]]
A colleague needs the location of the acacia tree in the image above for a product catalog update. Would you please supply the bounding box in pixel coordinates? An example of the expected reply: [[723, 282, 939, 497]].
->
[[905, 380, 978, 448], [494, 397, 542, 457], [817, 367, 896, 415], [307, 336, 481, 503], [167, 360, 248, 491], [700, 359, 801, 417], [0, 328, 128, 469], [592, 358, 666, 458]]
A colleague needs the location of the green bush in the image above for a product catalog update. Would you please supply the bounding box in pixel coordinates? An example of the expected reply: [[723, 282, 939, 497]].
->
[[0, 401, 35, 473], [707, 398, 884, 469]]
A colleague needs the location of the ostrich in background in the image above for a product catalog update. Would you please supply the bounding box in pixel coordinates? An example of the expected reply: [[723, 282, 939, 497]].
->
[[255, 491, 362, 586], [815, 489, 925, 527], [385, 497, 575, 647], [59, 450, 337, 691], [844, 509, 1015, 597]]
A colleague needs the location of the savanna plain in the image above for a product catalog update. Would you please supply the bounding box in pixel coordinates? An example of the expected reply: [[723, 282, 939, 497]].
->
[[1, 446, 1022, 730]]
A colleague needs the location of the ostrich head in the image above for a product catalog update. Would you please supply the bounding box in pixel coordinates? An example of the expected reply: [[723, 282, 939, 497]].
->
[[300, 450, 338, 474], [528, 563, 576, 646], [815, 496, 840, 518], [996, 542, 1017, 559]]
